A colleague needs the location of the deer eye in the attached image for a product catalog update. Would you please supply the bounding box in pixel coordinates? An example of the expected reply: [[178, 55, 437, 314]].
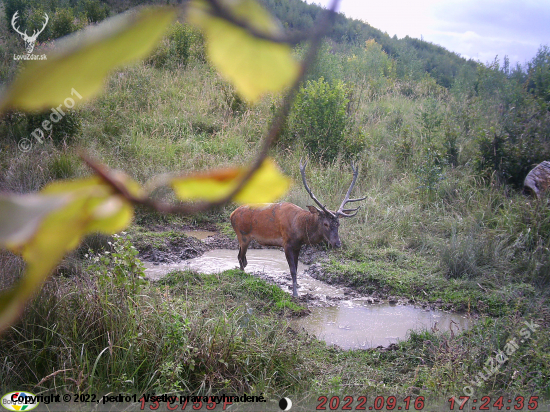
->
[[324, 222, 329, 228]]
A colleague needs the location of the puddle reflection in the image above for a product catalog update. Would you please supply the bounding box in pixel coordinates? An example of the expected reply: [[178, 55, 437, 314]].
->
[[143, 248, 472, 350], [294, 303, 471, 349]]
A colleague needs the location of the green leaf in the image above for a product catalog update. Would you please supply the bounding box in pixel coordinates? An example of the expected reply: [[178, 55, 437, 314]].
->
[[171, 158, 291, 203], [187, 0, 299, 103], [0, 7, 176, 112], [0, 176, 135, 333], [0, 193, 70, 248]]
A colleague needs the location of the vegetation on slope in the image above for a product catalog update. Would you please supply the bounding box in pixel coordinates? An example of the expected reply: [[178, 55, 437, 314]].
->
[[0, 0, 549, 404]]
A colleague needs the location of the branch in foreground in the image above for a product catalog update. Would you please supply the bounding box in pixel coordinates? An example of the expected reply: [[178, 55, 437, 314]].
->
[[83, 0, 340, 215]]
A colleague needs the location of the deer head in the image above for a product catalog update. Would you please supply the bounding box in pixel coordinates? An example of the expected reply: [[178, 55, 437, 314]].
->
[[12, 11, 49, 54], [299, 159, 366, 247]]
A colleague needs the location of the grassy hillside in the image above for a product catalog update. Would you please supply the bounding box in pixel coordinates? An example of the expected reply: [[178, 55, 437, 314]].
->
[[1, 0, 549, 405]]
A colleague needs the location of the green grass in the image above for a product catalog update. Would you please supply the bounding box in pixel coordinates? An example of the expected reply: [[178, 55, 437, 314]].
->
[[319, 251, 515, 315], [0, 264, 309, 397], [1, 5, 550, 404], [3, 251, 547, 401]]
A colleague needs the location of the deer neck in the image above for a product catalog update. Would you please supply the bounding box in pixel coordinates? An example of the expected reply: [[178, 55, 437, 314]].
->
[[302, 212, 324, 245]]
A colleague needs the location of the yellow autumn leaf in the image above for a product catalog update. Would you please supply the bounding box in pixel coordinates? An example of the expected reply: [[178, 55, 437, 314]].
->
[[187, 0, 299, 103], [171, 158, 291, 203], [0, 177, 135, 334], [0, 7, 175, 112]]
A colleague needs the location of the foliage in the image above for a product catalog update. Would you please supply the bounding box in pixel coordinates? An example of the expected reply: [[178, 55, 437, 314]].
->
[[1, 0, 550, 402], [0, 0, 301, 333], [415, 146, 444, 197], [4, 0, 27, 29], [261, 0, 478, 88], [0, 267, 311, 395], [50, 8, 79, 39], [25, 110, 81, 145], [475, 115, 550, 188], [81, 0, 109, 23], [147, 22, 200, 69], [286, 77, 352, 162], [187, 0, 299, 102], [23, 7, 52, 41], [88, 233, 146, 295]]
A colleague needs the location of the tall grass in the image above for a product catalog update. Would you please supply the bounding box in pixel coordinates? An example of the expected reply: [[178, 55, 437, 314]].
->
[[0, 6, 550, 402], [0, 239, 311, 395]]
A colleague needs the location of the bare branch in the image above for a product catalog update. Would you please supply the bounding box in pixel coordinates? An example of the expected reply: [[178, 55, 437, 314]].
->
[[198, 0, 337, 45], [82, 0, 341, 216]]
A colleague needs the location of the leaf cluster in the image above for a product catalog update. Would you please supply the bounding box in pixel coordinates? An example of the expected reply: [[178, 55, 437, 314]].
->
[[0, 0, 338, 333]]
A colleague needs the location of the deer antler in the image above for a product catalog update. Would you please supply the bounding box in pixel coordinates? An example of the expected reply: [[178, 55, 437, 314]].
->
[[299, 158, 336, 218], [336, 162, 367, 218], [11, 11, 28, 38]]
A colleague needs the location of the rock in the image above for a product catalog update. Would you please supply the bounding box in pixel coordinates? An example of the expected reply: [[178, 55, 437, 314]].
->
[[524, 161, 550, 198], [409, 386, 421, 395]]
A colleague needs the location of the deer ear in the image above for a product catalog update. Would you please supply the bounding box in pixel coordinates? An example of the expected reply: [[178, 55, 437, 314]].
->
[[307, 205, 321, 214]]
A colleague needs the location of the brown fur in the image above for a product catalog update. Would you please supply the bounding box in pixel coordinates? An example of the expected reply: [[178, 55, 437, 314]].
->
[[230, 202, 340, 297]]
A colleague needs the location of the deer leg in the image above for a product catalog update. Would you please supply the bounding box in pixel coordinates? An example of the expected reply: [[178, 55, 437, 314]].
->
[[293, 247, 300, 274], [237, 238, 250, 270], [284, 246, 299, 297]]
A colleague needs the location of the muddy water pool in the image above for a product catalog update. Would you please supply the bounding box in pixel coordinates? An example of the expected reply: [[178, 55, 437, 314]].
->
[[143, 248, 472, 349], [293, 302, 471, 349]]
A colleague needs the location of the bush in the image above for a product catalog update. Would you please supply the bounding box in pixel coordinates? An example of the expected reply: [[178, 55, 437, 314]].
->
[[24, 7, 52, 41], [287, 77, 352, 162], [147, 23, 203, 69], [475, 119, 550, 188], [81, 0, 109, 23], [25, 109, 81, 145], [169, 22, 191, 66], [50, 8, 79, 39], [4, 0, 27, 30]]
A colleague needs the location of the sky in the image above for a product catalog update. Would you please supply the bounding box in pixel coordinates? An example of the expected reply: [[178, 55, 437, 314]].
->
[[304, 0, 550, 65]]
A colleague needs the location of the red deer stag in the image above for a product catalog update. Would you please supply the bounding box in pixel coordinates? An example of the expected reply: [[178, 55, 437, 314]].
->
[[230, 159, 366, 297]]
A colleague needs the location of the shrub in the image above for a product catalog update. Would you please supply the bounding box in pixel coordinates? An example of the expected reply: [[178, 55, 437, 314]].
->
[[25, 110, 81, 145], [287, 77, 351, 162], [146, 39, 171, 68], [169, 22, 191, 66], [50, 8, 78, 39], [147, 23, 203, 69], [475, 119, 550, 188], [4, 0, 27, 30], [81, 0, 109, 23], [24, 7, 52, 41], [88, 234, 146, 296]]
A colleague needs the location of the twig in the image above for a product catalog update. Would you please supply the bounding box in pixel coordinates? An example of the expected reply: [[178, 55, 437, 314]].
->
[[82, 0, 341, 215], [206, 0, 340, 207], [201, 0, 328, 45]]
